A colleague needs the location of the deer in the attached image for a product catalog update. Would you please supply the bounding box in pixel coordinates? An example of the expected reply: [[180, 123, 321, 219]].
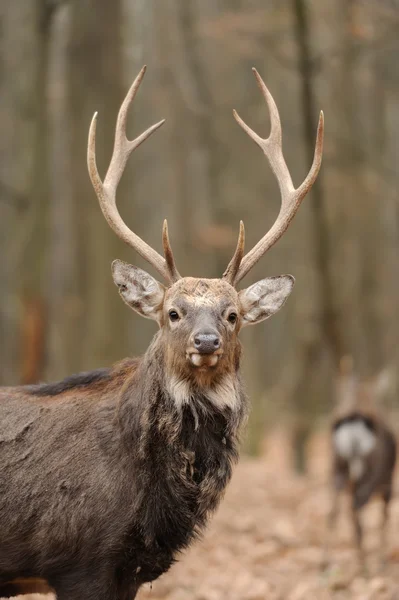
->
[[0, 66, 323, 600], [323, 356, 397, 573]]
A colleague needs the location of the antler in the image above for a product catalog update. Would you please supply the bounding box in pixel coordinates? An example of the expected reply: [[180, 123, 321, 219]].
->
[[87, 66, 180, 284], [224, 68, 324, 286], [222, 221, 245, 283]]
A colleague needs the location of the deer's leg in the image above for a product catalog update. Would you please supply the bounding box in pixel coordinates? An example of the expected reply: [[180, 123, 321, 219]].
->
[[55, 578, 139, 600], [321, 487, 341, 570], [117, 583, 139, 600], [379, 488, 392, 570], [0, 578, 51, 598], [321, 466, 347, 571], [56, 587, 126, 600], [53, 575, 123, 600], [351, 503, 367, 574]]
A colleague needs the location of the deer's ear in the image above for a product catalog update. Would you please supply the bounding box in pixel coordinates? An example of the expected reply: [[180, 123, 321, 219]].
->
[[111, 260, 165, 322], [239, 275, 294, 327]]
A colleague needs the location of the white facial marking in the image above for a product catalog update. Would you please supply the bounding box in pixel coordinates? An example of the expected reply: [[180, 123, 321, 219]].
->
[[188, 353, 220, 368], [190, 354, 203, 367], [186, 295, 216, 307]]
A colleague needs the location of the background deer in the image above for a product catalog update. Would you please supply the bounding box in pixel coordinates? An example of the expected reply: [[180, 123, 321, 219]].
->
[[324, 356, 397, 572], [0, 67, 323, 600]]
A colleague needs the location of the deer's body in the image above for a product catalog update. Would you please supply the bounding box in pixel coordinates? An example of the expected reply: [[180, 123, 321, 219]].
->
[[332, 411, 396, 510], [325, 360, 397, 572], [0, 346, 244, 599], [0, 67, 323, 598]]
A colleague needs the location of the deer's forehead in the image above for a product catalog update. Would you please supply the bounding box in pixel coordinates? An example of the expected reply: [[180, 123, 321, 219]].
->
[[165, 278, 239, 308]]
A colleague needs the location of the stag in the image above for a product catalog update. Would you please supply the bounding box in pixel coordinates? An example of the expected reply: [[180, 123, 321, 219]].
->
[[0, 67, 323, 600], [324, 357, 397, 572]]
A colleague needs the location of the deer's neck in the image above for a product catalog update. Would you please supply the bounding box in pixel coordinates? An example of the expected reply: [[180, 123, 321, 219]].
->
[[114, 338, 247, 573], [118, 335, 247, 442]]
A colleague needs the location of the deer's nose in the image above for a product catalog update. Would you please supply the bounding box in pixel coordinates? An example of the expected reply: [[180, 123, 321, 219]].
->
[[193, 333, 220, 355]]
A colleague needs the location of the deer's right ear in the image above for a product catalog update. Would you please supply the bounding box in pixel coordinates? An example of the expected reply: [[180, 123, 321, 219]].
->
[[111, 260, 165, 322]]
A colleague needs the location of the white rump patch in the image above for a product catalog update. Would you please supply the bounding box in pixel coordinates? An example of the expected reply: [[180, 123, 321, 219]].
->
[[333, 420, 376, 481], [167, 375, 240, 414]]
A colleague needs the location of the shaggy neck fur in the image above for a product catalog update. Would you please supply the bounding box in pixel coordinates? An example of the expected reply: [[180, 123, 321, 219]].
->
[[110, 335, 247, 582], [117, 333, 247, 446]]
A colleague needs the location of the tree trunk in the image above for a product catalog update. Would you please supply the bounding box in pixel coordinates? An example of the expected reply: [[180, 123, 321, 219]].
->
[[46, 0, 129, 379], [0, 0, 51, 384]]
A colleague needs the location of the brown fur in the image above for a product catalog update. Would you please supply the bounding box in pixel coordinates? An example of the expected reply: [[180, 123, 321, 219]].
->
[[0, 271, 295, 600], [0, 578, 52, 596]]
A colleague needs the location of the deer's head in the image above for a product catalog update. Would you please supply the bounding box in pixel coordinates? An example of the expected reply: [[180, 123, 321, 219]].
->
[[87, 66, 323, 386]]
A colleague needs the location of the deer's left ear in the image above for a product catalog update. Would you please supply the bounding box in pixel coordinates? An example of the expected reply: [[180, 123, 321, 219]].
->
[[239, 275, 295, 327]]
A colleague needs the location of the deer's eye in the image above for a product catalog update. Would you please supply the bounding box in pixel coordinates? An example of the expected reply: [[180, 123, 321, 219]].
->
[[169, 310, 180, 322], [227, 312, 237, 324]]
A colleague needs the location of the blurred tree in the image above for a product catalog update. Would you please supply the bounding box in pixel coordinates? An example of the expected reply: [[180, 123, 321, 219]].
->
[[46, 0, 130, 379], [0, 0, 53, 384]]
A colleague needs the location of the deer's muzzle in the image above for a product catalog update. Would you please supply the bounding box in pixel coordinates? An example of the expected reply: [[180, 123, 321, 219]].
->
[[187, 330, 223, 369]]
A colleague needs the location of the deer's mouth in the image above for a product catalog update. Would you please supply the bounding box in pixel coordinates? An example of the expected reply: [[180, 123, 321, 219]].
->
[[187, 352, 223, 369]]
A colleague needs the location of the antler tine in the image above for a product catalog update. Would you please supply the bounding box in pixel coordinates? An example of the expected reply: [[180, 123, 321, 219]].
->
[[162, 220, 181, 282], [222, 221, 245, 284], [228, 68, 324, 286], [88, 66, 180, 284]]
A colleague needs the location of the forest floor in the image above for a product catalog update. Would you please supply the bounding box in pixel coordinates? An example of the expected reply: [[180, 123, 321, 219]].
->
[[9, 429, 399, 600]]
